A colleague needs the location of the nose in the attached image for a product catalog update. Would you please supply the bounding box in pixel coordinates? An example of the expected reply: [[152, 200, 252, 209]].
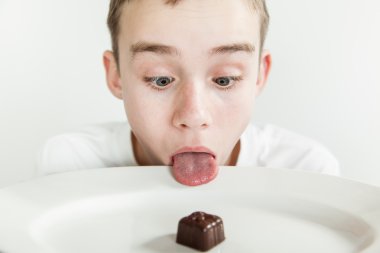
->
[[172, 82, 212, 130]]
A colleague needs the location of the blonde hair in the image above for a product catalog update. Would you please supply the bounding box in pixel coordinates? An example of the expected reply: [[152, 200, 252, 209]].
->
[[107, 0, 269, 65]]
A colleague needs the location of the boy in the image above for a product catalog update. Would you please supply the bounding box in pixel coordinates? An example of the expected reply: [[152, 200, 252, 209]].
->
[[37, 0, 340, 186]]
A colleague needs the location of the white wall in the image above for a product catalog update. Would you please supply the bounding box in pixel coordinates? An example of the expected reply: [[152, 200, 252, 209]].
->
[[0, 0, 126, 187], [257, 0, 380, 186], [1, 0, 379, 187]]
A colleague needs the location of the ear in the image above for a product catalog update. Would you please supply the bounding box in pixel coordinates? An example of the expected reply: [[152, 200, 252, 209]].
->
[[103, 50, 123, 99], [255, 49, 272, 95]]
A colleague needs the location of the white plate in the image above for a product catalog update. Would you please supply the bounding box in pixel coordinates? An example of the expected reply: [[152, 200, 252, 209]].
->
[[0, 166, 380, 253]]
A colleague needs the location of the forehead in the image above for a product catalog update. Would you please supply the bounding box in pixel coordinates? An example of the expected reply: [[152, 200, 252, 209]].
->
[[118, 0, 261, 53], [121, 0, 256, 16]]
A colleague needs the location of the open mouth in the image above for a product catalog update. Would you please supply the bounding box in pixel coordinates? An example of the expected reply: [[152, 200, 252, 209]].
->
[[171, 147, 218, 186]]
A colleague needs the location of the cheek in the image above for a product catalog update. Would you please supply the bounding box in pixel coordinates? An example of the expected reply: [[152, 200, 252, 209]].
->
[[217, 87, 255, 123], [123, 86, 170, 137], [222, 100, 253, 137]]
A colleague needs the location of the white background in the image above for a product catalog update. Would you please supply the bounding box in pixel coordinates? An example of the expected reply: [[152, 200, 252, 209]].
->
[[0, 0, 379, 187]]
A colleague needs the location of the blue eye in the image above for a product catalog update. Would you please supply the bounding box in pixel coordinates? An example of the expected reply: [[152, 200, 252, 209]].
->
[[213, 76, 243, 88], [146, 76, 174, 87], [214, 77, 231, 86]]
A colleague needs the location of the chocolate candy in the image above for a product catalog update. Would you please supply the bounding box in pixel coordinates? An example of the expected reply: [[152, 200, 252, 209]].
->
[[176, 211, 225, 251]]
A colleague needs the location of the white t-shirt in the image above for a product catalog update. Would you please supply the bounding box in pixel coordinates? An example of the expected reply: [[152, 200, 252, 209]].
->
[[36, 122, 340, 176]]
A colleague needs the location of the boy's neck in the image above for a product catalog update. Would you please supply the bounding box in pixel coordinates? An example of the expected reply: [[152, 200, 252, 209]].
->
[[131, 131, 148, 166], [227, 140, 240, 166]]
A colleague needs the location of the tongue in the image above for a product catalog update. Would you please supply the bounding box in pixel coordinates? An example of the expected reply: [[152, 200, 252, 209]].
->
[[172, 152, 218, 186]]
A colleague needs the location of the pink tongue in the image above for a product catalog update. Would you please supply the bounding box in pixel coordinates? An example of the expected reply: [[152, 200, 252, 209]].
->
[[172, 152, 218, 186]]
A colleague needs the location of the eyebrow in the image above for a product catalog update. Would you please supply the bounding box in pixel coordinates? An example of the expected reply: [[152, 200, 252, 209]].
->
[[210, 43, 255, 55], [130, 41, 181, 58], [130, 41, 255, 59]]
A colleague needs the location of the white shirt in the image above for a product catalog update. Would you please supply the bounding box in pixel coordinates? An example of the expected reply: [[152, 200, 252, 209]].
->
[[36, 122, 340, 176]]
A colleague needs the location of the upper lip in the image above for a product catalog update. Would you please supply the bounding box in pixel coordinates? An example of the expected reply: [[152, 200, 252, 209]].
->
[[171, 146, 216, 163]]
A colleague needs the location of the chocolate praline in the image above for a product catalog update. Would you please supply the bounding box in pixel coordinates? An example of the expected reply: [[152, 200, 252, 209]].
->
[[176, 211, 225, 251]]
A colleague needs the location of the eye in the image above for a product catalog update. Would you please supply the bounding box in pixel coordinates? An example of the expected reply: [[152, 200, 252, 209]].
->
[[214, 77, 230, 86], [155, 76, 173, 87], [213, 76, 243, 88], [144, 76, 175, 88]]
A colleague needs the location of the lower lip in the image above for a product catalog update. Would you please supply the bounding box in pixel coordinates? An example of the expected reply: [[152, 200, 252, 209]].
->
[[170, 146, 216, 165], [172, 147, 216, 157], [170, 151, 216, 166]]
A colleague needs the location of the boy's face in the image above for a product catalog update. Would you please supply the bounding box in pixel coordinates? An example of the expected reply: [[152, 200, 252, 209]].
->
[[104, 0, 271, 183]]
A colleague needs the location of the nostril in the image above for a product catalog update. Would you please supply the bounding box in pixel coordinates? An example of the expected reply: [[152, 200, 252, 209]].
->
[[178, 123, 209, 129]]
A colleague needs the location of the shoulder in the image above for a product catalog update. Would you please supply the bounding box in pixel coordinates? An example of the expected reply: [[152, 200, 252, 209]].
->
[[36, 122, 133, 175], [243, 123, 340, 176]]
